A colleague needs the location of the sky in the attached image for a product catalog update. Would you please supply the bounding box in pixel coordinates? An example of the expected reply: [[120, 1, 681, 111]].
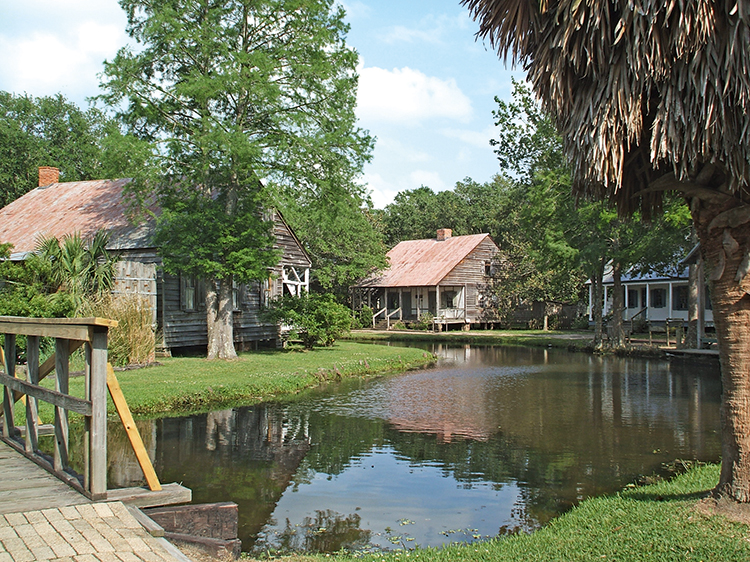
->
[[0, 0, 519, 209]]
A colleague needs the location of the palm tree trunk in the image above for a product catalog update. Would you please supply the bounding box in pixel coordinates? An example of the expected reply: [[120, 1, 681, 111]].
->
[[693, 200, 750, 501]]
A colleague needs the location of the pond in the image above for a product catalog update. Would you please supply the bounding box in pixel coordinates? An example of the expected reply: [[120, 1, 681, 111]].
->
[[107, 345, 721, 554]]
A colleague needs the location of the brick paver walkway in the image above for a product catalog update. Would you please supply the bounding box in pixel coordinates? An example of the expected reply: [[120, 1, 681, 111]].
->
[[0, 502, 186, 562]]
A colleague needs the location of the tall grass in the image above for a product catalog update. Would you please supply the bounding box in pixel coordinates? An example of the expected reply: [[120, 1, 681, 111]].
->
[[82, 294, 156, 366]]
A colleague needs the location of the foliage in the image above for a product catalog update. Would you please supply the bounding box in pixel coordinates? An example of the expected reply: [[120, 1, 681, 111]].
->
[[266, 293, 352, 349], [413, 312, 435, 331], [350, 305, 374, 330], [100, 0, 373, 358], [81, 294, 156, 366], [280, 188, 387, 297], [34, 230, 120, 313], [0, 243, 75, 319], [0, 91, 148, 208]]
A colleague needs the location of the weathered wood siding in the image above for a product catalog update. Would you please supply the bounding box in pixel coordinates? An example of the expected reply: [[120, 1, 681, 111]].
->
[[110, 212, 310, 353], [113, 255, 159, 325], [440, 238, 498, 322], [272, 211, 311, 269]]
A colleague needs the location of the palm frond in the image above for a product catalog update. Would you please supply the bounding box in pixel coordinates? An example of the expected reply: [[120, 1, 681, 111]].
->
[[464, 0, 750, 215]]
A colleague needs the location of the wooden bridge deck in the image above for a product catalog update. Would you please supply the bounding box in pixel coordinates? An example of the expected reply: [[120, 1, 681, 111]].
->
[[0, 441, 89, 515], [0, 442, 188, 561]]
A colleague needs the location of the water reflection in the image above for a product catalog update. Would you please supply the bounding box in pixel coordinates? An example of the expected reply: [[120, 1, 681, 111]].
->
[[105, 346, 721, 554]]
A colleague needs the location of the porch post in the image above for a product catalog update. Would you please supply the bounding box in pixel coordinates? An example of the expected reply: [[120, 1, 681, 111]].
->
[[398, 290, 403, 321], [645, 284, 651, 321], [588, 283, 593, 321], [668, 281, 674, 319], [436, 285, 441, 319], [697, 258, 704, 349]]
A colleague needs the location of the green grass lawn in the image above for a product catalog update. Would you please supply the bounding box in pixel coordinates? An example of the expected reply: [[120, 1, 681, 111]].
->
[[248, 464, 750, 562], [18, 341, 435, 421]]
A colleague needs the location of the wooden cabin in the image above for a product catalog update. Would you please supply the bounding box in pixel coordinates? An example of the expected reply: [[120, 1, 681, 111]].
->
[[590, 267, 714, 327], [352, 229, 500, 330], [0, 167, 311, 353]]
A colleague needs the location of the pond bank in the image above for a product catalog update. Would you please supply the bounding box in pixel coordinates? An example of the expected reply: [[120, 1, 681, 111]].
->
[[346, 329, 715, 360], [245, 463, 750, 562], [32, 342, 436, 421]]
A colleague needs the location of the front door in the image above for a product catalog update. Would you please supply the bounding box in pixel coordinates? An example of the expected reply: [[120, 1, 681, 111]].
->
[[402, 292, 412, 319]]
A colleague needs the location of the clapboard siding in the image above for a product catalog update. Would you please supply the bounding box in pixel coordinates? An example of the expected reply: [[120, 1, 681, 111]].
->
[[440, 238, 498, 321], [272, 210, 312, 269]]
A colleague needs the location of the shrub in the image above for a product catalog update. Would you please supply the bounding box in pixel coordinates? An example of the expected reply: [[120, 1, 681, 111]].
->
[[414, 312, 434, 331], [83, 294, 156, 366], [266, 293, 352, 349]]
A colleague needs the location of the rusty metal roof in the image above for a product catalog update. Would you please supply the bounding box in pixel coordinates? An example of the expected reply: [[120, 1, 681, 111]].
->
[[0, 179, 157, 256], [357, 233, 495, 287]]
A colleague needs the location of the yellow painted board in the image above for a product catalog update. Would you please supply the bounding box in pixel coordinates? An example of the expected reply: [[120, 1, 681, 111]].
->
[[106, 364, 162, 491]]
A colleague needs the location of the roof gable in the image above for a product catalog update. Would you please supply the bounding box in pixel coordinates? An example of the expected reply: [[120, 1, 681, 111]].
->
[[358, 233, 497, 287]]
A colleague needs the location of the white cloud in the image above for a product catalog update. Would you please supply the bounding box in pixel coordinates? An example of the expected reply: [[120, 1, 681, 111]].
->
[[376, 137, 431, 163], [361, 172, 401, 209], [357, 65, 472, 124], [0, 1, 128, 105], [440, 126, 496, 149], [337, 0, 372, 20], [380, 13, 471, 45], [408, 170, 447, 192]]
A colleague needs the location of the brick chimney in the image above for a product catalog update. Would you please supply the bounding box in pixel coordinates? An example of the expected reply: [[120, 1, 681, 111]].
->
[[436, 228, 452, 241], [38, 166, 60, 187]]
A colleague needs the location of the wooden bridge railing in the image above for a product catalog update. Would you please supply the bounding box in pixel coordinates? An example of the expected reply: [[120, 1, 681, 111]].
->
[[0, 316, 116, 500]]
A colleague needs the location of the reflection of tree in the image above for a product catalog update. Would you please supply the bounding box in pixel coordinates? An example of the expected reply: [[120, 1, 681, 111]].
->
[[258, 510, 371, 553], [153, 404, 311, 549]]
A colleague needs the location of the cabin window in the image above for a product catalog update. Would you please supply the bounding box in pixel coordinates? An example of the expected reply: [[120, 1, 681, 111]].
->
[[650, 288, 667, 309], [180, 275, 197, 311], [627, 289, 639, 309], [442, 290, 458, 309], [484, 261, 492, 277], [233, 280, 242, 311], [673, 286, 689, 311]]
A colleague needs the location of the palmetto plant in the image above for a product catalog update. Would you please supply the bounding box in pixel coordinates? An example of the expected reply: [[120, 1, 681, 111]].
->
[[35, 230, 120, 312], [463, 0, 750, 500]]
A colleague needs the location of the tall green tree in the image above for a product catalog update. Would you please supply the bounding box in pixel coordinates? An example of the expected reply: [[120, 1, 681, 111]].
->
[[0, 93, 113, 206], [100, 0, 373, 359], [492, 81, 691, 345], [466, 0, 750, 499], [280, 188, 387, 298]]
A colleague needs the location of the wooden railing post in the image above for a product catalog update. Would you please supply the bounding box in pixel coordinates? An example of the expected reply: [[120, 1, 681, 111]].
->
[[2, 335, 15, 438], [54, 338, 70, 472], [88, 327, 109, 499], [25, 335, 39, 454]]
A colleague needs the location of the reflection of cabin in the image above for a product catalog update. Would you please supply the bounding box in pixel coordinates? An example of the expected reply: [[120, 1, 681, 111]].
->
[[352, 229, 500, 330], [589, 268, 714, 326], [0, 167, 311, 353]]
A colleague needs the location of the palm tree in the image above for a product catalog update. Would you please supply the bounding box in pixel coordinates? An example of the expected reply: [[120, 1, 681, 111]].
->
[[463, 0, 750, 500], [35, 230, 120, 312]]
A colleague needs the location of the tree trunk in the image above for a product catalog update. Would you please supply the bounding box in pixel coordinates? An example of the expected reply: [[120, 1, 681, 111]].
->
[[206, 279, 219, 358], [683, 261, 700, 349], [683, 227, 701, 349], [610, 261, 625, 347], [692, 198, 750, 501], [207, 276, 238, 360]]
